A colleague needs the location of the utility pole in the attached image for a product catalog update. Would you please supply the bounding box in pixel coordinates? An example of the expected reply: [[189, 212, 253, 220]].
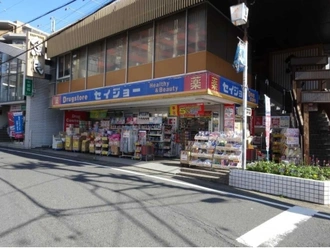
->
[[50, 17, 56, 33], [230, 0, 249, 169], [242, 21, 248, 169]]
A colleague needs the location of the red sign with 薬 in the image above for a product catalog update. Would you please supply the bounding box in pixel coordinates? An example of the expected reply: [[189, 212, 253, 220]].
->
[[208, 73, 220, 91], [184, 73, 207, 91]]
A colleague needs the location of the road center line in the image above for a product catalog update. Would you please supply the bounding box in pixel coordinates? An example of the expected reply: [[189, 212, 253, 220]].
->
[[236, 206, 317, 247]]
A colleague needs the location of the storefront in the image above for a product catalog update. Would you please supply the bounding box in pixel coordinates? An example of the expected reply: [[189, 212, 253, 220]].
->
[[51, 71, 259, 167]]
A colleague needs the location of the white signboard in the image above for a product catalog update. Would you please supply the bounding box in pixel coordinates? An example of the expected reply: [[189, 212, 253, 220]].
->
[[264, 94, 271, 115], [264, 95, 271, 159]]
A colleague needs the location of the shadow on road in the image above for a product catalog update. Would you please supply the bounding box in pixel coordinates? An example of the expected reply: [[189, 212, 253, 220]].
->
[[0, 148, 319, 246]]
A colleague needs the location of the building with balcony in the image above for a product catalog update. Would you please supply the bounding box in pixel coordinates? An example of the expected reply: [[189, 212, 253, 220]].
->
[[0, 20, 63, 148]]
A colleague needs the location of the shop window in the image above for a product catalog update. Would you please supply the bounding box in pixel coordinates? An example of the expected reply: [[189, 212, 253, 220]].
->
[[72, 47, 87, 80], [128, 24, 153, 67], [155, 13, 186, 61], [188, 6, 207, 54], [8, 59, 17, 101], [106, 34, 127, 71], [0, 74, 8, 102], [57, 53, 71, 79], [0, 56, 20, 101], [17, 71, 24, 100], [207, 5, 241, 62], [87, 40, 105, 76]]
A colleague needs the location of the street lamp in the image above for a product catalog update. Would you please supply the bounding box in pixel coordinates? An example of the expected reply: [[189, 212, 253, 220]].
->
[[230, 1, 249, 169]]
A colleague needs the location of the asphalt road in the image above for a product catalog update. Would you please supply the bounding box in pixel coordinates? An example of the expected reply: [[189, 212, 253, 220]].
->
[[0, 148, 330, 247]]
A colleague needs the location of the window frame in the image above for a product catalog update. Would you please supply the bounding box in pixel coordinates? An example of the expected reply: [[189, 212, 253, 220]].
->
[[57, 52, 71, 80]]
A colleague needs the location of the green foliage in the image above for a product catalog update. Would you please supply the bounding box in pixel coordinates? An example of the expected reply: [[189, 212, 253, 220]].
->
[[247, 161, 330, 181]]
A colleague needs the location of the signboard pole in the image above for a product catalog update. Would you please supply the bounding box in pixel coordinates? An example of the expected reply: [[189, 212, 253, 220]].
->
[[241, 26, 248, 170], [264, 94, 271, 161]]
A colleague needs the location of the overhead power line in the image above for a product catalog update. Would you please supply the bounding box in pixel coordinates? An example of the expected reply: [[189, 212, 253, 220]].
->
[[0, 0, 117, 67], [0, 0, 27, 14], [44, 0, 99, 33], [1, 0, 77, 37]]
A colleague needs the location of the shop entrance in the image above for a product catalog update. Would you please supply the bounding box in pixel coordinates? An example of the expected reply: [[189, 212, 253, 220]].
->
[[178, 117, 211, 150]]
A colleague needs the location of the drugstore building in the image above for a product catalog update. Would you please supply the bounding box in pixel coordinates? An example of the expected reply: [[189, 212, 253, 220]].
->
[[49, 0, 259, 160]]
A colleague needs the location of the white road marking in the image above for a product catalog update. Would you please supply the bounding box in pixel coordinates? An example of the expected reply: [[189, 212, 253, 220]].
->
[[0, 148, 291, 208], [1, 147, 329, 225], [236, 206, 317, 247]]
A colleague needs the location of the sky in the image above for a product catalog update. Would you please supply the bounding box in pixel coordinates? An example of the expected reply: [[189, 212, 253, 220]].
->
[[0, 0, 114, 34]]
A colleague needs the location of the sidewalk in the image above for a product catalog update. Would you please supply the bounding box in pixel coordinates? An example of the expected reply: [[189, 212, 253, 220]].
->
[[0, 142, 182, 175]]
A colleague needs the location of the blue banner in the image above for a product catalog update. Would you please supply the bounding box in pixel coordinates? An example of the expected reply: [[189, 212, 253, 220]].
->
[[220, 77, 258, 104], [57, 73, 259, 105], [233, 40, 246, 73], [60, 76, 185, 105], [13, 112, 23, 134]]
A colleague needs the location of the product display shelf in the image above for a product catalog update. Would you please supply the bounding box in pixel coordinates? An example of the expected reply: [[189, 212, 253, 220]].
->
[[65, 136, 73, 151], [101, 137, 109, 156], [110, 124, 139, 130], [81, 139, 90, 153], [52, 134, 64, 150], [108, 138, 120, 156], [213, 133, 242, 168], [189, 131, 217, 168], [133, 143, 142, 160], [94, 137, 103, 155], [89, 141, 95, 154], [72, 135, 86, 152], [163, 124, 176, 158], [142, 124, 164, 157], [271, 128, 283, 162]]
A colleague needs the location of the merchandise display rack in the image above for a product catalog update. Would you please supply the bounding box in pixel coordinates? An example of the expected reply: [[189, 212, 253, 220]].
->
[[133, 142, 142, 160], [213, 132, 242, 167], [188, 131, 242, 168], [189, 131, 217, 167], [60, 114, 182, 159], [94, 137, 103, 155], [271, 128, 282, 162], [163, 124, 175, 157], [101, 137, 109, 156]]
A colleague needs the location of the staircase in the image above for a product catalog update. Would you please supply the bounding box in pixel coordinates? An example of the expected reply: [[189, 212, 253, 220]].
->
[[289, 55, 330, 162], [0, 127, 12, 142], [256, 76, 293, 115], [176, 166, 230, 184], [309, 111, 330, 165]]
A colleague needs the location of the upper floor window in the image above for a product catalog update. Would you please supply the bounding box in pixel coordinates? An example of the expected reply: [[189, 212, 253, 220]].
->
[[128, 24, 153, 67], [155, 12, 185, 61], [106, 33, 127, 72], [57, 53, 71, 79], [87, 40, 105, 76], [72, 47, 87, 80], [188, 6, 206, 53]]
